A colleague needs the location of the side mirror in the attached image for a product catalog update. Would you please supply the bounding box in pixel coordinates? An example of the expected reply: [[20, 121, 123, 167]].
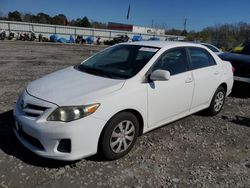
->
[[150, 69, 170, 81]]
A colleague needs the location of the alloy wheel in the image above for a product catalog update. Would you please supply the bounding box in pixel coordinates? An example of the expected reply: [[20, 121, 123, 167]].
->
[[214, 91, 224, 112], [110, 120, 135, 153]]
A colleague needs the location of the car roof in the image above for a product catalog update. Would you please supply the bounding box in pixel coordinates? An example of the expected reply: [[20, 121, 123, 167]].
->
[[200, 42, 222, 51], [201, 42, 212, 45], [123, 41, 205, 49], [201, 42, 219, 48]]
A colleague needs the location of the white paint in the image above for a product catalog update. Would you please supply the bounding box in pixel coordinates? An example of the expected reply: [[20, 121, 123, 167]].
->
[[14, 41, 233, 161]]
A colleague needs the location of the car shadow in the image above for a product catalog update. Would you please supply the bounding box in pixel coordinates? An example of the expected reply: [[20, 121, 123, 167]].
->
[[230, 81, 250, 98], [0, 110, 78, 168], [221, 115, 250, 128], [230, 115, 250, 127]]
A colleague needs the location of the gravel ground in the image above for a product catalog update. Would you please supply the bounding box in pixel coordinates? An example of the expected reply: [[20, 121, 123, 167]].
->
[[0, 41, 249, 188]]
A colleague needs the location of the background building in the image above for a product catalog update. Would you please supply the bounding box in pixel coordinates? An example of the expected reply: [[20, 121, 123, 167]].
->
[[108, 22, 165, 35], [132, 25, 165, 35]]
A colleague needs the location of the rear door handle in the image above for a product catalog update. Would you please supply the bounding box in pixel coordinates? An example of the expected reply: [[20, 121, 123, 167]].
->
[[185, 77, 193, 83]]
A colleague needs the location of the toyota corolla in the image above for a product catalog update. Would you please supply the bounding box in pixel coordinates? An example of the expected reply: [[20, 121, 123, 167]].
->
[[14, 41, 234, 161]]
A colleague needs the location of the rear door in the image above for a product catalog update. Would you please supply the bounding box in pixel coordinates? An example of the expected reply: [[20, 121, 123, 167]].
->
[[188, 47, 222, 111]]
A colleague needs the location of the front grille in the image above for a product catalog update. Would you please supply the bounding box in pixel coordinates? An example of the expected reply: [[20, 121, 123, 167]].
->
[[26, 104, 48, 111], [21, 103, 49, 117]]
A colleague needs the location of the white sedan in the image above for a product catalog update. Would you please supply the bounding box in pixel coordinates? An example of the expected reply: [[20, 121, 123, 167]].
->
[[14, 41, 234, 161]]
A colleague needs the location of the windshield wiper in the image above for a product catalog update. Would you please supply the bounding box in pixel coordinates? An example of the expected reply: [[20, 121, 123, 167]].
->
[[78, 65, 114, 78]]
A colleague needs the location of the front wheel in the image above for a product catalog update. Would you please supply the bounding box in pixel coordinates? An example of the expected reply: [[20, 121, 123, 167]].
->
[[100, 112, 139, 160], [207, 86, 226, 115]]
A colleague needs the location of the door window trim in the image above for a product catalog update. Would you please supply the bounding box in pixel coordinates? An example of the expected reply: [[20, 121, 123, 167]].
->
[[187, 47, 217, 70]]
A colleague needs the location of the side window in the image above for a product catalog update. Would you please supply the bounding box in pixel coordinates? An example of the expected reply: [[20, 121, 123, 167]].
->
[[189, 48, 216, 70], [152, 48, 189, 75]]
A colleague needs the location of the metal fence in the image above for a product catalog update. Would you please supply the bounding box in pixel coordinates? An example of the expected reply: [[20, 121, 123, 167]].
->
[[0, 20, 185, 41]]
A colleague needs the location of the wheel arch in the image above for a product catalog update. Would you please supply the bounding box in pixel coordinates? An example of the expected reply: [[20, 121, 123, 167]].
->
[[98, 108, 144, 140], [102, 109, 144, 136], [119, 109, 144, 136], [209, 82, 228, 107], [219, 82, 227, 94]]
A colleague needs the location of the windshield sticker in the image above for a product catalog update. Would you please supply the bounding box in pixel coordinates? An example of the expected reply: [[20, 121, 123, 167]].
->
[[139, 47, 158, 52]]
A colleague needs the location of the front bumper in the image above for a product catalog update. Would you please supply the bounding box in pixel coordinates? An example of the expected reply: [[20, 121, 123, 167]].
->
[[234, 76, 250, 83], [13, 91, 106, 161]]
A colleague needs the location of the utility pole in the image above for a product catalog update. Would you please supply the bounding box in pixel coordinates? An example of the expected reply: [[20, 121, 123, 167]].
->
[[184, 18, 187, 31]]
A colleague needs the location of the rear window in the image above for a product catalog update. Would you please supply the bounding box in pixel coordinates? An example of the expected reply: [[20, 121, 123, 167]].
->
[[189, 48, 216, 70]]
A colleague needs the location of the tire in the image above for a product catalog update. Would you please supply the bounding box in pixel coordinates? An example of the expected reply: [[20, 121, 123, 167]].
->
[[207, 86, 226, 115], [100, 112, 139, 160]]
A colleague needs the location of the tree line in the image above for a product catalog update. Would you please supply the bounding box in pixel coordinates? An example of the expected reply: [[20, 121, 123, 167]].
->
[[1, 11, 250, 49], [166, 22, 250, 50], [0, 11, 107, 29]]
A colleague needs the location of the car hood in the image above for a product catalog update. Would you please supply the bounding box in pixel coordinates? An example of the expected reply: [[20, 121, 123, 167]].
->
[[219, 52, 250, 64], [26, 66, 125, 106]]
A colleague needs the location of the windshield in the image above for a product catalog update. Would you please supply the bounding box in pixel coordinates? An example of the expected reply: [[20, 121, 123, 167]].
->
[[78, 44, 159, 79]]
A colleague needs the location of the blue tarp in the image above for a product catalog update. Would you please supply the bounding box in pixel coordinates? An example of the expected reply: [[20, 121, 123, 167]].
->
[[132, 35, 143, 42], [57, 37, 67, 43], [86, 36, 94, 44], [69, 35, 74, 43], [50, 34, 58, 42]]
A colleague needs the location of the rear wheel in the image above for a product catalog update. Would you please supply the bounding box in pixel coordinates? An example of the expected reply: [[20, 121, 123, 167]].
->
[[100, 112, 139, 160], [207, 86, 226, 115]]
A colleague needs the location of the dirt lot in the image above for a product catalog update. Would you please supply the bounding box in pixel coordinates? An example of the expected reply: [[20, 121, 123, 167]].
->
[[0, 41, 249, 188]]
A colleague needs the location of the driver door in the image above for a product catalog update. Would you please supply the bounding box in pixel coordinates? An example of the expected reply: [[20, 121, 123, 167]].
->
[[147, 47, 194, 128]]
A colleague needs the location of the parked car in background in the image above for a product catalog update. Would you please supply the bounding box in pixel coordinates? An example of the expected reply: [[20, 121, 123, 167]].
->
[[17, 31, 36, 41], [219, 40, 250, 84], [113, 34, 129, 43], [8, 31, 16, 40], [14, 41, 233, 161], [201, 43, 223, 55], [0, 29, 6, 40]]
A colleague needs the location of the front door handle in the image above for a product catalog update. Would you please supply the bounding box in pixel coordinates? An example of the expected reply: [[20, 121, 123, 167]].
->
[[185, 77, 193, 83]]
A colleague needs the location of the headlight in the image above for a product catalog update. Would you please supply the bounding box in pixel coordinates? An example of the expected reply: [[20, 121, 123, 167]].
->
[[47, 103, 100, 122]]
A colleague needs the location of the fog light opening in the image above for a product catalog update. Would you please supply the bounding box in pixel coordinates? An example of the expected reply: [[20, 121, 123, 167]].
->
[[57, 139, 71, 153]]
